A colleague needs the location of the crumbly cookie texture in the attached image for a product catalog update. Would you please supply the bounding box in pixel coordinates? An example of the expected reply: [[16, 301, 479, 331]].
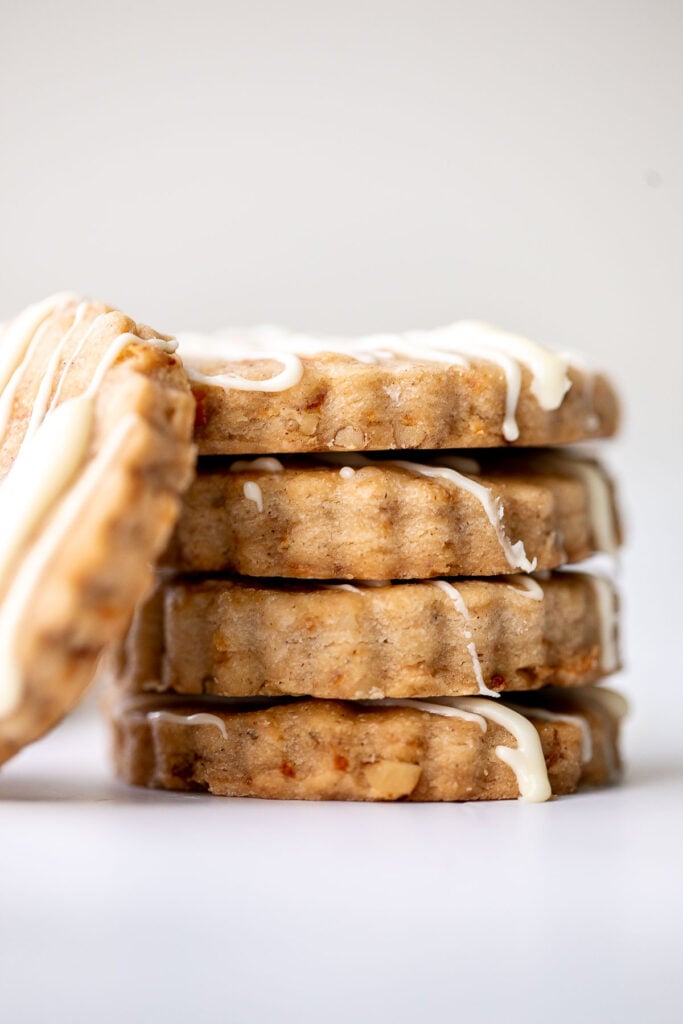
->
[[188, 355, 618, 455], [117, 572, 618, 700], [164, 452, 619, 579], [0, 296, 196, 766], [110, 691, 622, 801]]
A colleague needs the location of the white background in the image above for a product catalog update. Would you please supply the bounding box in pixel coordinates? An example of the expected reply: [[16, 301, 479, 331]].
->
[[1, 2, 682, 1021]]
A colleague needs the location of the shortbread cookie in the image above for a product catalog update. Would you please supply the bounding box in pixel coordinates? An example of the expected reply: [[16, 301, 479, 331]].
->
[[178, 323, 619, 454], [165, 450, 620, 578], [118, 572, 619, 700], [110, 688, 625, 802], [0, 293, 195, 766]]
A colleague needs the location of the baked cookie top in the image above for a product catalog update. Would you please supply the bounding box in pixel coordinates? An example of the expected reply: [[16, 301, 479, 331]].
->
[[165, 449, 621, 579], [177, 322, 619, 454], [0, 293, 196, 766]]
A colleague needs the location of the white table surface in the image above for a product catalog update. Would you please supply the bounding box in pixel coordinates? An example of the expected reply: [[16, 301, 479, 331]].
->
[[2, 672, 682, 1024]]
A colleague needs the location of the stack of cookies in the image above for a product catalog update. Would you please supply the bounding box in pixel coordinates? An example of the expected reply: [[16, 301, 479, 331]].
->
[[110, 323, 626, 802]]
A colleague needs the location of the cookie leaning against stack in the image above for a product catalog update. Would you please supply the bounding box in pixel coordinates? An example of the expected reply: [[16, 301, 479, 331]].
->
[[0, 294, 195, 766], [111, 323, 627, 802]]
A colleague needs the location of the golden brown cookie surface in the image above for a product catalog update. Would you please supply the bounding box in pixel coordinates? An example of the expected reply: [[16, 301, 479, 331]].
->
[[117, 571, 619, 700], [177, 324, 619, 454], [0, 294, 196, 766], [110, 688, 625, 802], [164, 450, 620, 579]]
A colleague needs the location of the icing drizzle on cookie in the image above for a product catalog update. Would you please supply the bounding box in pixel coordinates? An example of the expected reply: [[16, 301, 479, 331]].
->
[[0, 293, 80, 442], [506, 575, 545, 600], [123, 690, 615, 803], [450, 696, 552, 801], [565, 686, 627, 781], [320, 582, 363, 593], [428, 580, 500, 697], [0, 296, 177, 718], [390, 458, 536, 573], [148, 710, 228, 741], [243, 481, 264, 512], [177, 322, 574, 441], [371, 696, 552, 802], [590, 576, 619, 672], [233, 451, 536, 574], [230, 457, 284, 474], [506, 703, 593, 763], [524, 451, 619, 557]]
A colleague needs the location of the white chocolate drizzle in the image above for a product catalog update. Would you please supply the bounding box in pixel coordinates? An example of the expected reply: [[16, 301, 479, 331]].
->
[[0, 292, 78, 396], [563, 349, 600, 432], [147, 710, 228, 741], [507, 703, 593, 763], [455, 323, 572, 415], [0, 293, 80, 442], [366, 696, 551, 802], [579, 685, 628, 721], [0, 319, 53, 443], [320, 582, 363, 593], [391, 458, 536, 572], [0, 395, 96, 587], [243, 481, 264, 512], [230, 458, 286, 514], [590, 576, 619, 672], [179, 330, 304, 392], [0, 296, 177, 718], [449, 697, 552, 802], [367, 698, 487, 729], [560, 686, 627, 781], [23, 302, 90, 444], [527, 451, 619, 557], [428, 580, 500, 697], [284, 451, 534, 573], [506, 575, 545, 601], [0, 413, 141, 715], [568, 459, 619, 557], [177, 322, 574, 441], [230, 457, 284, 473]]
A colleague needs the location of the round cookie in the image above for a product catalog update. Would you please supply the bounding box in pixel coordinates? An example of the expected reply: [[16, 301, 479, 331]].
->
[[109, 688, 625, 802], [0, 294, 196, 766], [164, 450, 620, 579], [117, 572, 619, 700], [177, 322, 619, 454]]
